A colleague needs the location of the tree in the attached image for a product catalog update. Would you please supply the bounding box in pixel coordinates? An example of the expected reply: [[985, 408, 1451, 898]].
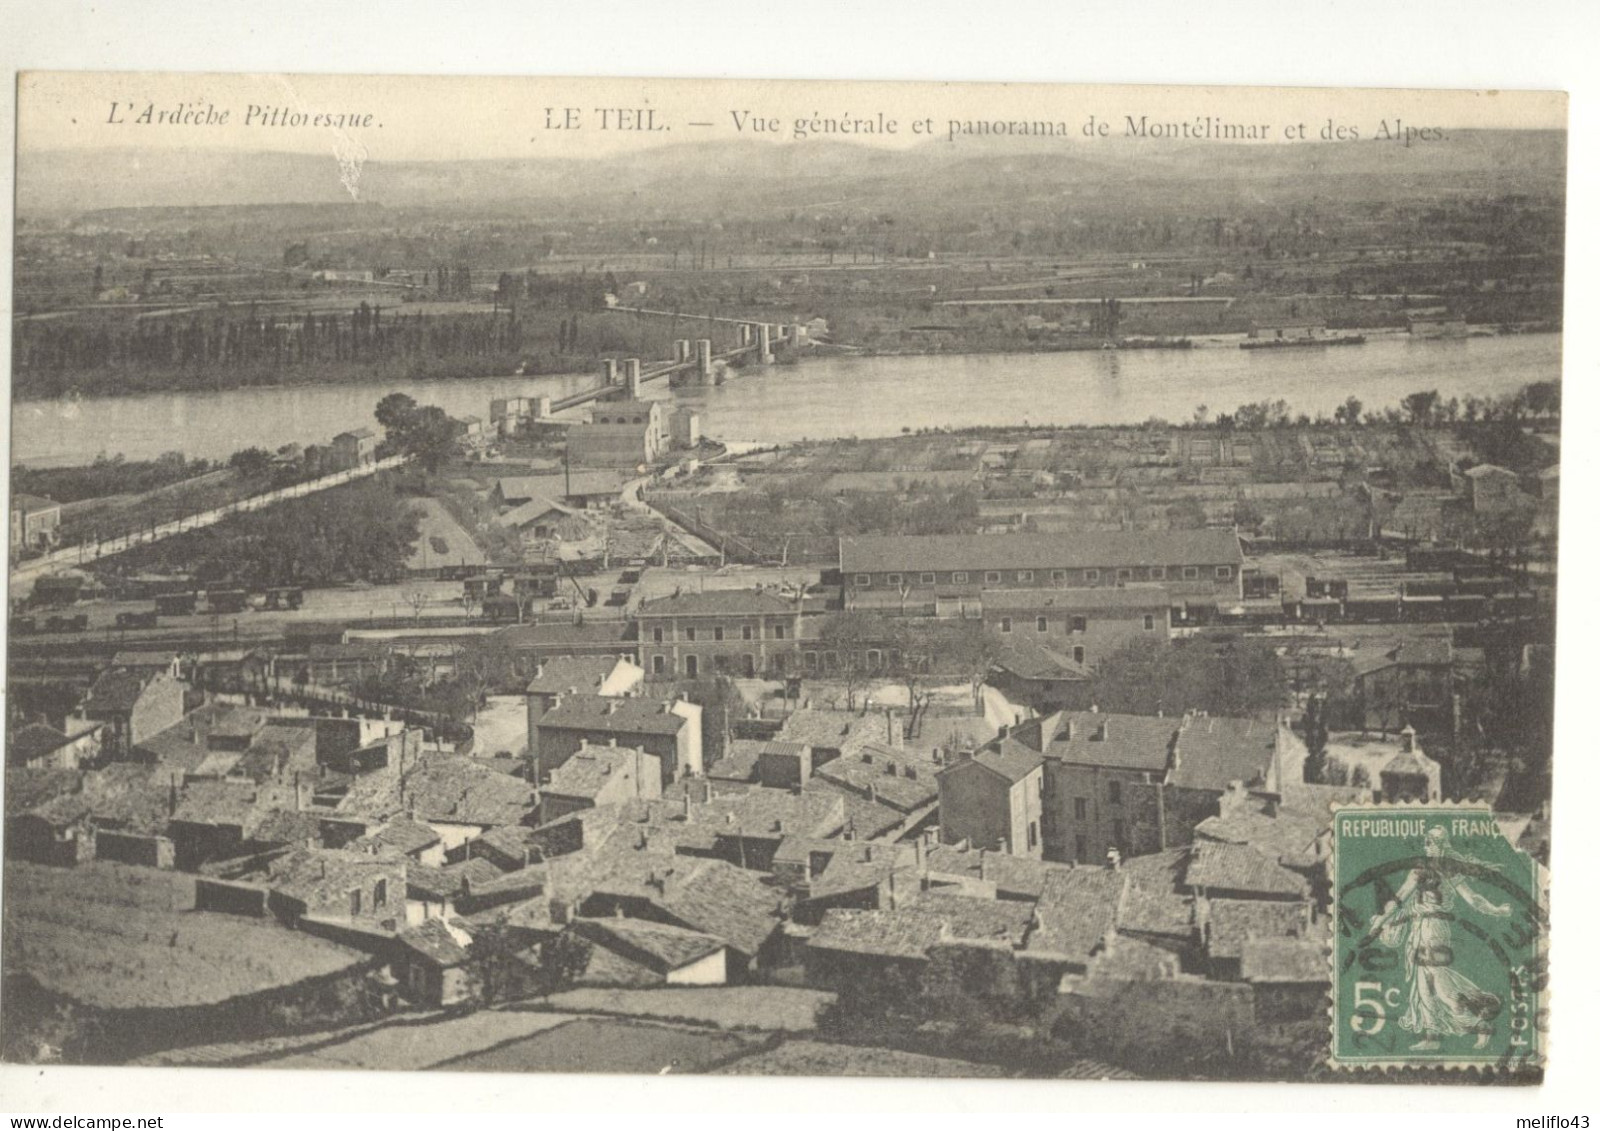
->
[[1402, 389, 1440, 426], [229, 447, 273, 479], [816, 612, 889, 711], [1333, 395, 1363, 426], [376, 392, 418, 434], [1086, 637, 1288, 718]]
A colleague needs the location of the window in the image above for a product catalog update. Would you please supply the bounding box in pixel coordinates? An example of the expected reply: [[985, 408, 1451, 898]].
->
[[652, 627, 664, 644], [1073, 646, 1086, 665], [855, 574, 872, 586], [374, 879, 387, 909], [1017, 570, 1034, 582], [774, 624, 787, 640], [1075, 836, 1088, 862], [686, 627, 697, 642], [952, 572, 968, 584], [1084, 569, 1100, 583], [886, 573, 903, 586], [1070, 615, 1087, 633], [866, 649, 882, 670], [686, 656, 699, 678], [1036, 616, 1048, 633], [652, 654, 666, 675], [1108, 779, 1122, 806], [742, 654, 756, 677], [742, 624, 754, 640], [1143, 614, 1156, 630], [984, 571, 1002, 584], [1182, 566, 1200, 580], [349, 889, 363, 917], [804, 651, 819, 671], [1150, 566, 1166, 580], [1074, 797, 1089, 820], [1000, 617, 1013, 634], [1051, 570, 1067, 583], [1116, 569, 1133, 582], [1112, 819, 1125, 846], [920, 571, 936, 584], [713, 626, 725, 642], [1028, 821, 1039, 849], [1215, 566, 1232, 580]]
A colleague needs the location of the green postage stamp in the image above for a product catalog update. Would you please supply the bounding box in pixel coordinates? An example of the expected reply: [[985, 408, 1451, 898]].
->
[[1331, 803, 1548, 1072]]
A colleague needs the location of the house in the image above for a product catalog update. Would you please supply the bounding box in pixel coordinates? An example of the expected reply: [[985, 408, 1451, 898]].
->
[[1458, 463, 1522, 514], [635, 588, 803, 678], [11, 494, 62, 552], [579, 855, 786, 978], [501, 496, 581, 541], [1347, 636, 1455, 733], [539, 742, 663, 822], [669, 408, 701, 450], [493, 621, 640, 668], [1378, 727, 1442, 803], [840, 530, 1244, 601], [350, 814, 447, 867], [452, 415, 489, 452], [72, 669, 187, 758], [525, 654, 645, 737], [986, 636, 1093, 714], [935, 747, 1045, 858], [7, 721, 104, 770], [338, 753, 539, 858], [982, 587, 1171, 670], [532, 694, 703, 784], [572, 917, 729, 986], [258, 846, 408, 927], [394, 918, 476, 1006], [308, 642, 392, 685], [331, 428, 379, 469], [567, 400, 665, 468], [492, 471, 626, 510]]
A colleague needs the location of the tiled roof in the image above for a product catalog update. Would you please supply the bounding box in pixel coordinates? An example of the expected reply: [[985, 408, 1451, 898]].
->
[[840, 530, 1243, 573], [809, 907, 948, 961], [84, 669, 168, 713], [1115, 849, 1196, 939], [5, 767, 84, 815], [591, 856, 783, 957], [921, 843, 1069, 900], [495, 621, 637, 650], [171, 780, 268, 830], [8, 723, 76, 765], [910, 891, 1035, 947], [1184, 842, 1308, 899], [537, 695, 687, 737], [501, 497, 577, 528], [1381, 750, 1438, 777], [1204, 898, 1310, 960], [399, 919, 472, 966], [408, 857, 506, 902], [1168, 714, 1278, 793], [989, 637, 1092, 683], [544, 745, 657, 801], [693, 788, 847, 841], [1039, 712, 1176, 772], [637, 589, 797, 618], [1350, 637, 1453, 676], [12, 493, 60, 512], [811, 748, 938, 812], [262, 846, 404, 909], [982, 587, 1173, 613], [773, 709, 880, 754], [1239, 938, 1328, 984], [575, 917, 726, 972], [496, 471, 625, 501], [339, 753, 536, 828], [1028, 867, 1125, 963], [351, 815, 442, 856], [526, 656, 629, 696]]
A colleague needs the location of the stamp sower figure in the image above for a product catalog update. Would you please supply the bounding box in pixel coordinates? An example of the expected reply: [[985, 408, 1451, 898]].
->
[[1368, 825, 1512, 1050]]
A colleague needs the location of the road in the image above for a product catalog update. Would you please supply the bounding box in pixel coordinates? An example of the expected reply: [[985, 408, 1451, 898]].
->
[[10, 454, 409, 598]]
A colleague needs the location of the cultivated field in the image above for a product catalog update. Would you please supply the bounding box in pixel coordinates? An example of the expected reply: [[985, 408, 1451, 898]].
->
[[713, 1038, 1005, 1078], [1, 861, 365, 1009], [538, 986, 836, 1031], [438, 1017, 760, 1074]]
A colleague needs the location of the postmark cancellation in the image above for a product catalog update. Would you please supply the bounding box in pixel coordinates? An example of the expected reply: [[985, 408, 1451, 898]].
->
[[1330, 802, 1548, 1072]]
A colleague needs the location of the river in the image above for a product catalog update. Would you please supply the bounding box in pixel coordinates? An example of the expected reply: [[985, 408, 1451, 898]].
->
[[10, 334, 1560, 466]]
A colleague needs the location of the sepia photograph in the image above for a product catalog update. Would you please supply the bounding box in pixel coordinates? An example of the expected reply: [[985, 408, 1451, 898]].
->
[[0, 58, 1571, 1106]]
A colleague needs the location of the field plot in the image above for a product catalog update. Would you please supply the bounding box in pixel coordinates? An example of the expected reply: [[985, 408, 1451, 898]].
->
[[538, 986, 836, 1031], [406, 496, 489, 573], [264, 1010, 578, 1072], [713, 1038, 1005, 1078], [2, 861, 365, 1009], [439, 1017, 759, 1075]]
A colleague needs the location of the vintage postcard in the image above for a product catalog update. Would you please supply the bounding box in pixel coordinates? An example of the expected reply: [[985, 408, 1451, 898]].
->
[[2, 73, 1564, 1086]]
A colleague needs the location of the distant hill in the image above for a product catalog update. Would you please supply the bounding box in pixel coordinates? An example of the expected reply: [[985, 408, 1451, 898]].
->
[[16, 129, 1566, 218]]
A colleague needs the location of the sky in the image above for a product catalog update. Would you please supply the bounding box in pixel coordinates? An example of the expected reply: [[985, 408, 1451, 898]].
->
[[17, 72, 1568, 165]]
